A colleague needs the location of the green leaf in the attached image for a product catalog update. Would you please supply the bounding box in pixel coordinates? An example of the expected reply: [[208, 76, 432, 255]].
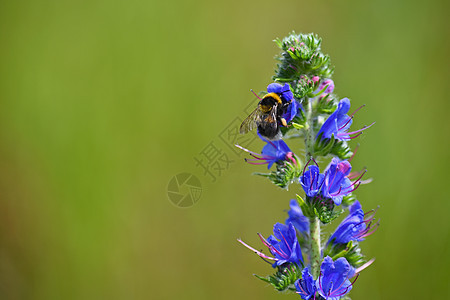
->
[[342, 194, 357, 207], [254, 263, 303, 292], [316, 94, 337, 114], [305, 196, 343, 224], [330, 140, 353, 160], [296, 194, 314, 218], [253, 155, 302, 190], [323, 240, 368, 268]]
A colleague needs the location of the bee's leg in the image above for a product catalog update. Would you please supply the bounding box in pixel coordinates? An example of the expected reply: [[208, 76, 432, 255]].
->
[[280, 117, 288, 127], [280, 100, 292, 114]]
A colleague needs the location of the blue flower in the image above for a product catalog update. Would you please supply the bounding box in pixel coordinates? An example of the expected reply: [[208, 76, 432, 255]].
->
[[317, 98, 374, 141], [267, 83, 302, 124], [235, 134, 294, 169], [260, 136, 292, 169], [286, 199, 309, 234], [237, 222, 303, 268], [283, 98, 302, 124], [316, 256, 355, 300], [299, 159, 363, 206], [300, 165, 325, 198], [267, 83, 293, 102], [329, 201, 379, 244], [317, 98, 352, 140], [295, 267, 316, 300], [263, 222, 303, 267], [321, 158, 353, 206]]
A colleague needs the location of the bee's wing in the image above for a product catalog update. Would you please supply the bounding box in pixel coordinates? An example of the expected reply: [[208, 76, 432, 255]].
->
[[260, 104, 278, 129], [240, 107, 263, 134]]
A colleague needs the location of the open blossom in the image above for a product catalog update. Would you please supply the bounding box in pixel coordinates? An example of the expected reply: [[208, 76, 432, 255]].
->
[[300, 165, 325, 198], [265, 222, 303, 267], [235, 134, 295, 169], [317, 98, 374, 141], [316, 256, 355, 300], [267, 83, 302, 124], [329, 200, 379, 244], [321, 158, 354, 206], [238, 222, 303, 268], [300, 158, 364, 206], [267, 83, 293, 102], [295, 267, 316, 300], [286, 199, 309, 234]]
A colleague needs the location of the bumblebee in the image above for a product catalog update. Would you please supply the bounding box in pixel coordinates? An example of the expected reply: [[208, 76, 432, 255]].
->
[[240, 92, 292, 140]]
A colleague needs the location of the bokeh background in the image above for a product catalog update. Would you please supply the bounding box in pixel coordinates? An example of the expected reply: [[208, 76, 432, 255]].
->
[[0, 0, 449, 299]]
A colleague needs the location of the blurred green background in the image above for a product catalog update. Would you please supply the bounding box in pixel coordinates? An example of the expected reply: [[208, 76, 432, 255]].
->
[[0, 0, 449, 299]]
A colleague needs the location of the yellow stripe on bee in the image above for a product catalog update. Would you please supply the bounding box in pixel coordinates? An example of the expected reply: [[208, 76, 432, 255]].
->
[[260, 104, 272, 113], [262, 92, 283, 104]]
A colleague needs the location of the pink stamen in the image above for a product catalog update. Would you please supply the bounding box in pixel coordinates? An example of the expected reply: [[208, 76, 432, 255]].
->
[[331, 273, 359, 298], [346, 182, 361, 194], [354, 258, 375, 275], [332, 286, 350, 298], [350, 105, 365, 117], [302, 157, 313, 174], [359, 178, 373, 185], [245, 160, 269, 165], [330, 186, 342, 197], [349, 132, 363, 139], [257, 233, 270, 246], [338, 116, 353, 131], [267, 139, 278, 149], [237, 238, 277, 261], [235, 144, 261, 157], [362, 221, 380, 237], [345, 121, 376, 136], [296, 280, 308, 295], [351, 170, 367, 185], [250, 89, 262, 100], [332, 275, 350, 295], [337, 131, 361, 140], [350, 274, 359, 285], [318, 271, 324, 293], [326, 282, 333, 299], [364, 206, 379, 218], [312, 157, 319, 167], [364, 209, 375, 217], [327, 166, 340, 191], [348, 144, 359, 163], [277, 228, 292, 253], [257, 233, 289, 259], [336, 181, 362, 196], [348, 170, 365, 180]]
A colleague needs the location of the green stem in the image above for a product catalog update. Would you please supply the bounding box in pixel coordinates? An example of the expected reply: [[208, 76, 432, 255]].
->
[[309, 216, 321, 278], [304, 97, 321, 278], [305, 99, 314, 158]]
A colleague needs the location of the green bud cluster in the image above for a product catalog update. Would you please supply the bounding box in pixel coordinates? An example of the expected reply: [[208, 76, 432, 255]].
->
[[274, 32, 333, 82]]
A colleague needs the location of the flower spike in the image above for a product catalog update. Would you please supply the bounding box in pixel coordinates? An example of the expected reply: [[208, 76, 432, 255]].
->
[[236, 32, 378, 297]]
